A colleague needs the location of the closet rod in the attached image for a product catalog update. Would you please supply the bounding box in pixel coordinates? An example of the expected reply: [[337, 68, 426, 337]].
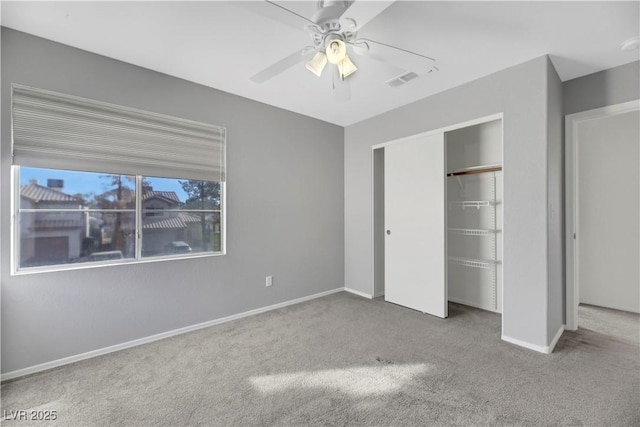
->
[[447, 166, 502, 177]]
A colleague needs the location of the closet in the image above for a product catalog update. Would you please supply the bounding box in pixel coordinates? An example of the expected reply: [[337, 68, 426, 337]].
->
[[445, 119, 503, 313], [381, 117, 503, 317]]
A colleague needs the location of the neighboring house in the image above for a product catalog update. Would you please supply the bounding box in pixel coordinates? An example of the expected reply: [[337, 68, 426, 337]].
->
[[20, 181, 86, 266], [142, 190, 203, 255], [20, 184, 211, 261]]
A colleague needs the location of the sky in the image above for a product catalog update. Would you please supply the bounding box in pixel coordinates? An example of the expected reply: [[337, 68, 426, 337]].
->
[[20, 167, 189, 201]]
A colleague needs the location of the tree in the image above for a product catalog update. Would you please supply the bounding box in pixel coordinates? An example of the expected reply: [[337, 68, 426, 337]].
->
[[98, 175, 136, 254], [179, 180, 221, 250], [179, 180, 220, 209]]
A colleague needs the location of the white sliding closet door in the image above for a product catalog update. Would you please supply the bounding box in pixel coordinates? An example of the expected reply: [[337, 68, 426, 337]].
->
[[385, 133, 447, 318]]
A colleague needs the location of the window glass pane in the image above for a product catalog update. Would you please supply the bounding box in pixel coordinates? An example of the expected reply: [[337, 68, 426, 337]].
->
[[19, 212, 135, 268], [18, 167, 136, 269], [142, 213, 220, 257], [141, 176, 222, 257]]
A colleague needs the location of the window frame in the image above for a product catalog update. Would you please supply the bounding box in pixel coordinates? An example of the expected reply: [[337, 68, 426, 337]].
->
[[11, 167, 226, 275]]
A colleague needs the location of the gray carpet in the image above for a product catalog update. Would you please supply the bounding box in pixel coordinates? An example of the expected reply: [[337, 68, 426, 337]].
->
[[2, 292, 639, 426]]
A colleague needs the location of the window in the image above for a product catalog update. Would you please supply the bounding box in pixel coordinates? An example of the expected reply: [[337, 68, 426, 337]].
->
[[16, 168, 222, 269], [11, 84, 226, 273]]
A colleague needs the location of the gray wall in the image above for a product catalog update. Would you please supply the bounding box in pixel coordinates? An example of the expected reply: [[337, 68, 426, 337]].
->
[[564, 60, 640, 115], [1, 28, 345, 374], [546, 57, 564, 342], [345, 56, 558, 350]]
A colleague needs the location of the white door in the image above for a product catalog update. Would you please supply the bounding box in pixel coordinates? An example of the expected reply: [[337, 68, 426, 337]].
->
[[384, 133, 447, 317], [577, 110, 640, 313]]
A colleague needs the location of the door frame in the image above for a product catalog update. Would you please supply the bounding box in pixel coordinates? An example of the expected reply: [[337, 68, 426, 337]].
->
[[370, 112, 504, 299], [564, 99, 640, 331]]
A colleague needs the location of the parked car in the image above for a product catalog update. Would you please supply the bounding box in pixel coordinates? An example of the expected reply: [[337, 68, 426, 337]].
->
[[167, 241, 192, 254]]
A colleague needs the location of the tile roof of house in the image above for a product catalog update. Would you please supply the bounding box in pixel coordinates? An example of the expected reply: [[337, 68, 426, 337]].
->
[[180, 212, 202, 223], [142, 212, 202, 230], [142, 191, 180, 204], [143, 216, 187, 230], [21, 183, 84, 204]]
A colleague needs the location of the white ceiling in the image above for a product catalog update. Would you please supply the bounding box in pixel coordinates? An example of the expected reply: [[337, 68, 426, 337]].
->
[[2, 1, 639, 126]]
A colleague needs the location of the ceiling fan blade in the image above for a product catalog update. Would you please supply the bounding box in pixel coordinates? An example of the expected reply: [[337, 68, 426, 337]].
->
[[340, 0, 395, 31], [250, 49, 313, 83], [231, 0, 315, 31], [353, 38, 437, 76]]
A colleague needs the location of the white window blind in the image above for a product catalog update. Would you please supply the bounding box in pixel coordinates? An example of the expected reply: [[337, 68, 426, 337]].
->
[[11, 84, 226, 182]]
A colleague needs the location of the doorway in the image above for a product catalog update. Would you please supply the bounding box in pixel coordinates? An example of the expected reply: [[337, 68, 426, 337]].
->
[[565, 100, 640, 330]]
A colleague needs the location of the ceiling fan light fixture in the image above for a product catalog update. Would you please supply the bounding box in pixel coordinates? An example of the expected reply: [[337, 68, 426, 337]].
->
[[325, 39, 347, 64], [337, 55, 357, 80], [306, 51, 328, 77]]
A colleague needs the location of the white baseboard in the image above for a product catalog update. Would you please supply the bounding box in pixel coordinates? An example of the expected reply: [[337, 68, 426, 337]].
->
[[502, 324, 565, 354], [344, 287, 373, 299], [548, 324, 565, 353], [1, 287, 344, 382], [501, 335, 549, 353]]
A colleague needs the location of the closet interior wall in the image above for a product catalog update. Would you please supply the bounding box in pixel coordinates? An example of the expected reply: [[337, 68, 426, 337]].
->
[[446, 119, 503, 313]]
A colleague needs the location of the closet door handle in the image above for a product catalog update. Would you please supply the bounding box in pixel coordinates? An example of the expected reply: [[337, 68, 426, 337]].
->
[[386, 230, 391, 235]]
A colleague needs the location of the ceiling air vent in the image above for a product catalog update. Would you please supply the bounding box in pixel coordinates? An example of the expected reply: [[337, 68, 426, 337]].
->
[[385, 71, 419, 88]]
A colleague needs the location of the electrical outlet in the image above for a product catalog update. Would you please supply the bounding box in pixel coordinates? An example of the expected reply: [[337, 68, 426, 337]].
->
[[265, 276, 273, 287]]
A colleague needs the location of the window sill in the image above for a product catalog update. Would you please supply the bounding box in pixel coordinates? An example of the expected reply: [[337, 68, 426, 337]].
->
[[11, 251, 226, 276]]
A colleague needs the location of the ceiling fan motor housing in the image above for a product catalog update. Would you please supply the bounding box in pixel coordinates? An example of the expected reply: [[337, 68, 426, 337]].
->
[[310, 4, 357, 51]]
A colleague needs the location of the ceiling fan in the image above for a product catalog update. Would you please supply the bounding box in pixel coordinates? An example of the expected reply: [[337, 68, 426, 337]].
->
[[245, 0, 438, 89]]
